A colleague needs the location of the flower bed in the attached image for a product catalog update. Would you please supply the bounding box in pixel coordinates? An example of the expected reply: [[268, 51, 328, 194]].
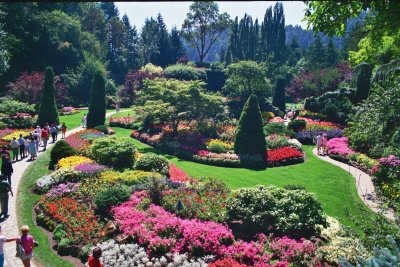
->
[[59, 107, 79, 116], [65, 129, 104, 152], [0, 129, 32, 141], [58, 156, 93, 169], [169, 163, 191, 183], [267, 147, 304, 167], [296, 129, 344, 145], [326, 137, 355, 162], [108, 116, 135, 128], [296, 117, 341, 131]]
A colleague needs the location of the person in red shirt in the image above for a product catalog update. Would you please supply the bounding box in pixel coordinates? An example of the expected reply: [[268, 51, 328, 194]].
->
[[88, 247, 103, 267], [41, 128, 49, 151]]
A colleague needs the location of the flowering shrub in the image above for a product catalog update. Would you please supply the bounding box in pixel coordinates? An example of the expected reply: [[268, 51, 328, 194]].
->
[[100, 170, 161, 186], [266, 134, 292, 150], [267, 147, 304, 167], [348, 153, 378, 174], [73, 162, 107, 177], [40, 196, 102, 244], [268, 236, 318, 265], [112, 191, 234, 257], [108, 116, 135, 128], [207, 139, 233, 153], [169, 163, 191, 183], [46, 182, 79, 198], [131, 130, 163, 146], [35, 168, 81, 193], [2, 130, 31, 141], [65, 129, 104, 152], [196, 150, 239, 161], [162, 188, 228, 222], [296, 117, 341, 131], [134, 153, 170, 176], [94, 240, 210, 266], [327, 137, 355, 160], [75, 177, 111, 199], [58, 156, 93, 169]]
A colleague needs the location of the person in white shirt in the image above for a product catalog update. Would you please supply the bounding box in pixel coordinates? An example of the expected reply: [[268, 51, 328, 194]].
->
[[314, 133, 323, 155], [10, 137, 19, 161], [0, 225, 18, 266], [82, 114, 87, 128], [24, 138, 30, 158]]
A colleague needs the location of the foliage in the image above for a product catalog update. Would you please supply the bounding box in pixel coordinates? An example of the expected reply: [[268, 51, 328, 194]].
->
[[354, 62, 372, 104], [38, 66, 59, 126], [94, 185, 131, 217], [108, 116, 134, 128], [227, 185, 327, 238], [296, 129, 344, 145], [272, 77, 286, 113], [348, 153, 378, 173], [164, 64, 207, 82], [263, 122, 295, 138], [46, 182, 79, 198], [181, 1, 230, 62], [0, 99, 36, 116], [207, 139, 232, 153], [50, 140, 76, 164], [134, 152, 169, 176], [89, 137, 137, 169], [58, 156, 93, 169], [234, 94, 266, 166], [288, 119, 306, 132], [100, 170, 162, 186], [93, 125, 108, 134], [87, 70, 106, 128]]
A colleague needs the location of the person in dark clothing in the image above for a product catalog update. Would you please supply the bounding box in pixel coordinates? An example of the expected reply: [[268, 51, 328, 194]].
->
[[0, 175, 12, 218], [1, 158, 13, 188]]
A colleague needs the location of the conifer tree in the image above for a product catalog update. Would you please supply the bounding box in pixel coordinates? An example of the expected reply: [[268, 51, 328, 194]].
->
[[325, 38, 338, 67], [272, 77, 286, 113], [170, 26, 185, 62], [38, 66, 59, 126], [354, 62, 372, 103], [234, 94, 267, 167], [87, 70, 106, 128]]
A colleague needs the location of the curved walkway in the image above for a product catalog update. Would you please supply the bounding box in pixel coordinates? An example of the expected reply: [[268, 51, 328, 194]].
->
[[1, 112, 115, 267], [312, 148, 395, 220]]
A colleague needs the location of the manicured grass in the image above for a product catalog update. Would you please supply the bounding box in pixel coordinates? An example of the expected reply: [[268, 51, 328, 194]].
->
[[60, 108, 125, 130], [107, 109, 134, 120], [17, 149, 75, 267], [112, 126, 375, 228]]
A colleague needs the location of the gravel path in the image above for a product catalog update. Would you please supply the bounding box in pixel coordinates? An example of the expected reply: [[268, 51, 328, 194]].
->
[[1, 112, 115, 267], [312, 148, 395, 220]]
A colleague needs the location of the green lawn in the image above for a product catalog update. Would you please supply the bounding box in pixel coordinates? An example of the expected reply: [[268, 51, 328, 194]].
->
[[111, 126, 375, 228]]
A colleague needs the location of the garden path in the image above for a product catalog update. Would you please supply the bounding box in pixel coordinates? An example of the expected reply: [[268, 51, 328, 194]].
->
[[2, 112, 115, 267], [312, 148, 395, 220]]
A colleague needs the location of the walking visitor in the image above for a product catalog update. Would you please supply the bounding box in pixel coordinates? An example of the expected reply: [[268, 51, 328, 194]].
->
[[35, 126, 41, 144], [10, 137, 19, 161], [1, 157, 13, 188], [0, 175, 12, 219], [41, 127, 49, 151], [28, 138, 37, 161], [50, 124, 57, 143], [0, 225, 18, 267], [314, 132, 323, 156], [82, 114, 87, 128], [0, 147, 9, 161], [18, 134, 25, 159], [322, 133, 328, 155], [17, 225, 36, 267], [61, 123, 67, 139], [23, 138, 30, 158], [33, 131, 40, 152]]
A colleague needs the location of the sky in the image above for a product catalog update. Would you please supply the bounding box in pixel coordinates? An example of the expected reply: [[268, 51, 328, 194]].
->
[[115, 1, 308, 31]]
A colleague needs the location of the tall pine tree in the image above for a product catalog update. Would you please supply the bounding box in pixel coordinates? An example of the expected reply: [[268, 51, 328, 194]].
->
[[170, 26, 185, 63], [272, 77, 286, 113], [234, 94, 266, 167], [87, 70, 106, 128], [38, 66, 59, 126]]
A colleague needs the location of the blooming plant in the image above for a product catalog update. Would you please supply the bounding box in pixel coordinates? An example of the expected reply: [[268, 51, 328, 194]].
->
[[2, 130, 31, 141], [0, 128, 14, 139], [267, 147, 304, 166], [73, 162, 107, 176], [169, 163, 191, 183], [65, 129, 104, 152], [75, 177, 111, 199], [58, 156, 93, 169], [196, 150, 239, 161], [327, 137, 355, 159], [108, 116, 135, 128], [100, 170, 161, 186], [46, 182, 80, 198]]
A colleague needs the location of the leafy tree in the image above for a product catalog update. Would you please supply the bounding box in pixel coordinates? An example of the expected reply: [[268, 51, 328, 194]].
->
[[38, 66, 59, 126], [181, 1, 230, 62], [354, 62, 372, 103], [234, 94, 266, 165], [134, 78, 225, 135], [272, 77, 285, 113], [164, 64, 207, 82], [87, 70, 106, 128]]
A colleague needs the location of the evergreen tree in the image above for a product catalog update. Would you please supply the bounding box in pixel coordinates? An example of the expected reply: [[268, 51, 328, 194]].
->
[[122, 14, 140, 71], [38, 66, 59, 126], [325, 38, 338, 67], [272, 77, 286, 113], [287, 37, 301, 66], [354, 62, 372, 103], [170, 26, 185, 63], [155, 14, 173, 67], [234, 94, 267, 167], [87, 70, 106, 128], [107, 16, 128, 84], [100, 2, 119, 21], [139, 17, 160, 65], [308, 35, 325, 68]]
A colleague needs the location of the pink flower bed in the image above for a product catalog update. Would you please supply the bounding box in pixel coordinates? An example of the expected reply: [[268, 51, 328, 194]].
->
[[327, 137, 355, 158], [169, 163, 191, 183], [196, 150, 239, 161], [131, 130, 163, 146]]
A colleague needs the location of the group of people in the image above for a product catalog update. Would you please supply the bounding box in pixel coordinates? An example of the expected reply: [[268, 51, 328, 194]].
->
[[0, 225, 37, 267], [315, 132, 329, 155]]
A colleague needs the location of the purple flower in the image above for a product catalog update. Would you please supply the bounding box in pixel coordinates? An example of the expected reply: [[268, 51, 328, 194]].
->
[[46, 182, 79, 198], [74, 162, 107, 175]]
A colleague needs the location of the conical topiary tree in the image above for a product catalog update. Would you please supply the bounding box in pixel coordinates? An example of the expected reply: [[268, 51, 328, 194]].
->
[[87, 70, 106, 128], [354, 62, 372, 104], [38, 66, 59, 126], [272, 77, 286, 113], [234, 94, 267, 167]]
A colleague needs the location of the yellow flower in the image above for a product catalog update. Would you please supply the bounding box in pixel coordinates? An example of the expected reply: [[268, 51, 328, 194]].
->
[[58, 156, 93, 169], [3, 130, 31, 141], [100, 170, 161, 186]]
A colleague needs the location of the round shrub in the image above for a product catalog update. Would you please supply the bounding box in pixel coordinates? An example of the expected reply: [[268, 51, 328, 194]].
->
[[93, 125, 109, 134], [288, 119, 306, 132], [264, 122, 294, 137], [208, 140, 228, 153], [95, 185, 131, 218], [50, 140, 76, 164], [134, 153, 170, 176], [89, 137, 137, 169], [227, 185, 327, 238], [164, 64, 207, 82]]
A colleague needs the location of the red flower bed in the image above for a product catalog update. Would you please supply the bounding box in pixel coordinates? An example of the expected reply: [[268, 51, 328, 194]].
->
[[208, 258, 249, 267], [267, 147, 304, 167], [169, 163, 191, 183]]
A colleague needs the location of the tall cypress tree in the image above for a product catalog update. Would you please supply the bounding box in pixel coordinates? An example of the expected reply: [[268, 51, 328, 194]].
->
[[170, 26, 185, 63], [234, 94, 267, 167], [87, 70, 106, 128], [38, 66, 59, 126], [272, 77, 286, 113], [354, 62, 372, 103]]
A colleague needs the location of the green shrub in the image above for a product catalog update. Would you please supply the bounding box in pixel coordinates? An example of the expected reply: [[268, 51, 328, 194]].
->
[[272, 77, 286, 113], [89, 137, 137, 169], [93, 125, 109, 134], [284, 184, 306, 191], [57, 237, 73, 256], [288, 119, 306, 132], [164, 64, 207, 82], [38, 66, 59, 126], [95, 185, 131, 217], [353, 62, 372, 104], [263, 122, 295, 138], [134, 153, 170, 176], [227, 185, 327, 238], [0, 117, 36, 129], [0, 99, 36, 116], [50, 140, 76, 164], [53, 224, 67, 242], [87, 70, 106, 128], [0, 121, 6, 129], [234, 94, 266, 167]]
